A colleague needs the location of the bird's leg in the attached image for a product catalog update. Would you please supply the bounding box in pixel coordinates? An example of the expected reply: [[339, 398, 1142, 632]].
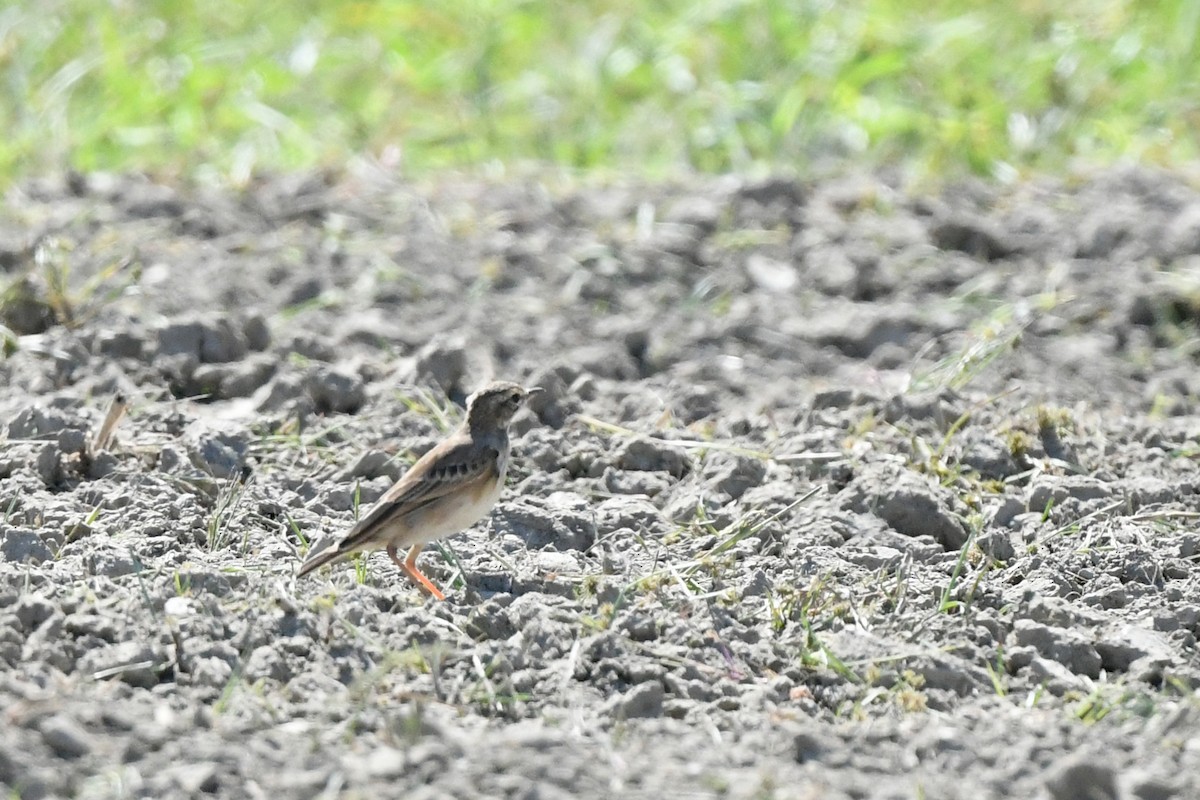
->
[[387, 544, 446, 601]]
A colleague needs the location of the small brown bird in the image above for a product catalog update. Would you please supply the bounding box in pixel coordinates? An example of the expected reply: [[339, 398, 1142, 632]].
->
[[296, 381, 541, 599]]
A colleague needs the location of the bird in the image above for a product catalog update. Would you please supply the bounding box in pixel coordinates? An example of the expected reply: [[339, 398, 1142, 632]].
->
[[296, 380, 542, 599]]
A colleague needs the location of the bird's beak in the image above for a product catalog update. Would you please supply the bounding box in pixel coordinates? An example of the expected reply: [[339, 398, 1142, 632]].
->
[[525, 386, 544, 397]]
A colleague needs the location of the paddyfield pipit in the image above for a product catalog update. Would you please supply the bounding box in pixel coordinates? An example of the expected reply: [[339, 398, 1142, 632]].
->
[[296, 381, 541, 600]]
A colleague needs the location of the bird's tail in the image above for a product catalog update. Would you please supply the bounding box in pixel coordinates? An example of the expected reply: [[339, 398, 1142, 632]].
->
[[295, 543, 349, 578]]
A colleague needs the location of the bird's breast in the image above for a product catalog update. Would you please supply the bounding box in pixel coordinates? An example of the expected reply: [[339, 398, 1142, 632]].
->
[[407, 455, 507, 545]]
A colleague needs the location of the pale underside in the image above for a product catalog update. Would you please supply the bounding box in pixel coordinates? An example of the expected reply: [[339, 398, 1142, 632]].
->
[[312, 446, 508, 562], [367, 453, 507, 550]]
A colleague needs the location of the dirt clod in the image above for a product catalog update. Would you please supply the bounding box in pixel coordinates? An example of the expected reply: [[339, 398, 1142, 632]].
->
[[3, 169, 1200, 799]]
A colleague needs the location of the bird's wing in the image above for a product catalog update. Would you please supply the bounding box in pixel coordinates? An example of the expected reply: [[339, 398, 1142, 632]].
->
[[332, 436, 500, 553]]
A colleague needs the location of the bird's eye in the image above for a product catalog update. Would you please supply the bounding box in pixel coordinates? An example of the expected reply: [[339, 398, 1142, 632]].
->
[[507, 393, 521, 407]]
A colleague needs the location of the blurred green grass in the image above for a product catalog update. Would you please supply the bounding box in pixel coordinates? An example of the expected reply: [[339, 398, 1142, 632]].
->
[[2, 0, 1198, 185]]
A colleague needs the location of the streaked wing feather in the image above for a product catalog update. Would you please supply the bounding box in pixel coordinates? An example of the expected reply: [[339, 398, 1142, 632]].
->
[[334, 439, 499, 552]]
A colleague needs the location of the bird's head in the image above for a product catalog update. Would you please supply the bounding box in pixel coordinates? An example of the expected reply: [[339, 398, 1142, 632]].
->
[[465, 381, 541, 430]]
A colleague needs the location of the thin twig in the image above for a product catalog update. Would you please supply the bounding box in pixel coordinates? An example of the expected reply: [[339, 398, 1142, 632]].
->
[[91, 392, 128, 454]]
